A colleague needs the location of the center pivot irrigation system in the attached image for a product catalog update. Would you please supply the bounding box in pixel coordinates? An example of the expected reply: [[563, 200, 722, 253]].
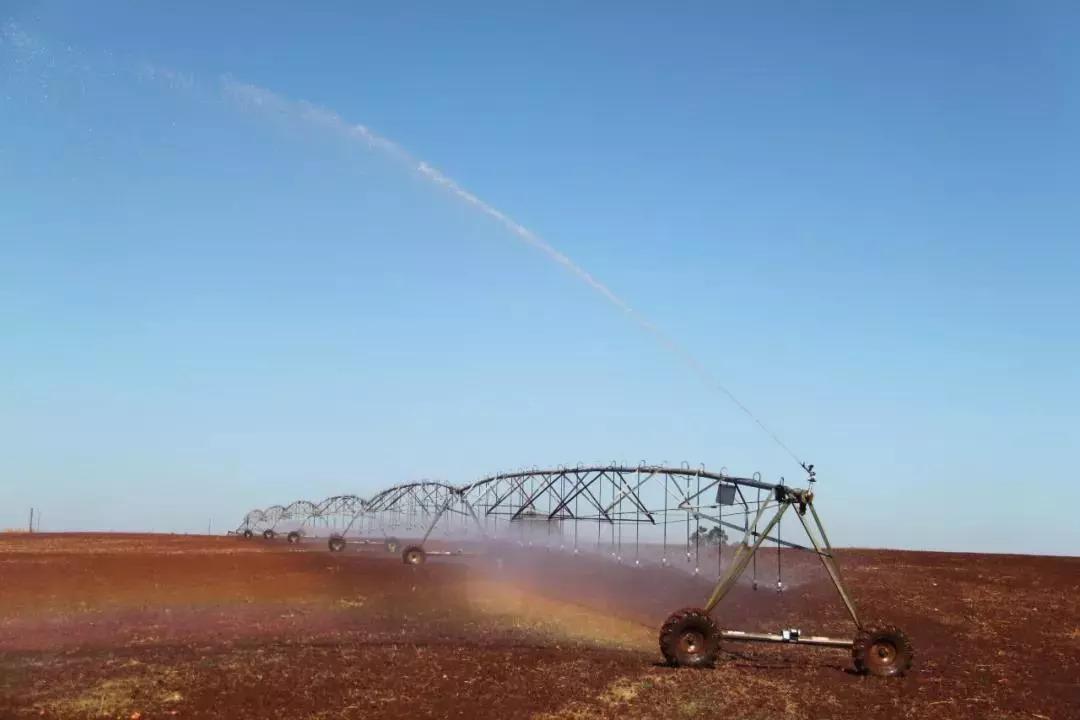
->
[[237, 464, 913, 677]]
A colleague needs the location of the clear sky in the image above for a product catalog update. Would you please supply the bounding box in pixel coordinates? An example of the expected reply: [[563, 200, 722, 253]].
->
[[2, 2, 1077, 554]]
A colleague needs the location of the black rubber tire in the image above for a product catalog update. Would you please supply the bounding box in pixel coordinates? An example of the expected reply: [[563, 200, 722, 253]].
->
[[328, 536, 346, 553], [402, 546, 426, 565], [385, 537, 400, 554], [262, 529, 276, 540], [659, 607, 720, 668], [242, 529, 253, 539], [287, 531, 301, 544], [852, 625, 914, 677]]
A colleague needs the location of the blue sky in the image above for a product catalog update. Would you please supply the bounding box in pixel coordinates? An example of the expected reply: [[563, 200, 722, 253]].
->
[[1, 2, 1077, 553]]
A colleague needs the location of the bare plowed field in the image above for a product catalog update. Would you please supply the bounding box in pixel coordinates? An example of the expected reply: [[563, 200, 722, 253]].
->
[[0, 534, 1076, 719]]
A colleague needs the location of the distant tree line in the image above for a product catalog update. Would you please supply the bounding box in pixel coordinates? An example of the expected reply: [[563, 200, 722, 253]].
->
[[690, 525, 728, 546]]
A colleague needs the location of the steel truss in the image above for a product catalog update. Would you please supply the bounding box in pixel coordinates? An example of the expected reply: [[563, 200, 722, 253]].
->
[[235, 463, 913, 676]]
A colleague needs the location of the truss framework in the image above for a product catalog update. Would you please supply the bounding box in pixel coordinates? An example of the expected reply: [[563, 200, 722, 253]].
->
[[237, 465, 799, 572], [233, 465, 911, 675]]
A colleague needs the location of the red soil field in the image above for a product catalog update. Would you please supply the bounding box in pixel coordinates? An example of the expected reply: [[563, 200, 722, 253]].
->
[[0, 533, 1076, 718]]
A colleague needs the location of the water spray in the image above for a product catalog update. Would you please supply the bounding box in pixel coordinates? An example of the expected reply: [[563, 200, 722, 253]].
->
[[3, 20, 808, 473], [218, 75, 809, 474]]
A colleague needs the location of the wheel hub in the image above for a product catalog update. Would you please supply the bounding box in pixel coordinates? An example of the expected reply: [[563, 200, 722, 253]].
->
[[680, 631, 704, 657], [871, 640, 897, 666]]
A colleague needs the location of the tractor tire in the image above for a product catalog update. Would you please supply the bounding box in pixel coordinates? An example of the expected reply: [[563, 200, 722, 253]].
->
[[402, 546, 426, 566], [659, 607, 720, 668], [385, 537, 400, 554], [242, 529, 253, 539], [328, 536, 347, 553], [852, 625, 914, 677], [287, 531, 301, 544], [262, 529, 276, 540]]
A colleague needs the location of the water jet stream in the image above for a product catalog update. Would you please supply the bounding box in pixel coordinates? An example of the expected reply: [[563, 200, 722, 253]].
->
[[2, 21, 804, 468]]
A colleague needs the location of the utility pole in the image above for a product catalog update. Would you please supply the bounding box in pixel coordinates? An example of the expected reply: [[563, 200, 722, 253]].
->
[[29, 508, 33, 533]]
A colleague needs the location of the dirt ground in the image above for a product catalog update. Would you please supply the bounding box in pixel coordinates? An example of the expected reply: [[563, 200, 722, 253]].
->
[[0, 533, 1076, 719]]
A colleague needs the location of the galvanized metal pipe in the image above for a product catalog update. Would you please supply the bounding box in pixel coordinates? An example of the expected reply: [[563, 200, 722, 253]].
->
[[721, 629, 853, 648]]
